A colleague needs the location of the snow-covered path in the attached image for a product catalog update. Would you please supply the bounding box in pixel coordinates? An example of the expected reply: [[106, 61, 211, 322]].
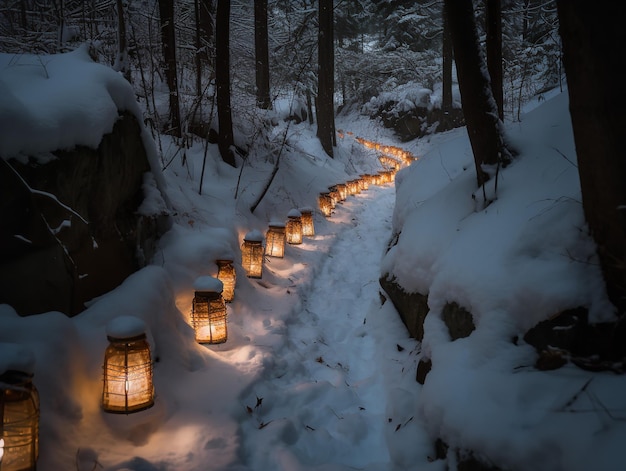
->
[[235, 185, 427, 471]]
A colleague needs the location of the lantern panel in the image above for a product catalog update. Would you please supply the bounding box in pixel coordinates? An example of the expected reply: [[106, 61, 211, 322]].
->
[[216, 260, 236, 302], [285, 217, 303, 245], [336, 183, 347, 201], [299, 209, 315, 237], [242, 239, 263, 278], [192, 292, 228, 344], [102, 335, 154, 414], [265, 225, 286, 258], [0, 371, 39, 471], [318, 193, 332, 217]]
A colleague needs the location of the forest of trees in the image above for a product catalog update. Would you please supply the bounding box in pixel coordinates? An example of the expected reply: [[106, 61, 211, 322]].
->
[[0, 1, 562, 153], [1, 1, 623, 332]]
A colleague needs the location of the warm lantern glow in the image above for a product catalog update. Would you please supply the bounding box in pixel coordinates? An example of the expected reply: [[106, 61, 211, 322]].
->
[[328, 187, 339, 207], [265, 223, 286, 258], [192, 282, 228, 344], [336, 183, 348, 201], [216, 259, 236, 302], [299, 207, 315, 237], [285, 209, 303, 245], [0, 370, 39, 471], [359, 175, 370, 190], [102, 318, 154, 414], [242, 230, 264, 278], [318, 193, 332, 217]]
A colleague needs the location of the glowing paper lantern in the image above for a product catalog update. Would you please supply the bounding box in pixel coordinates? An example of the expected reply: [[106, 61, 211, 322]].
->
[[192, 276, 227, 344], [242, 230, 264, 278], [0, 369, 39, 471], [265, 222, 286, 258], [285, 209, 303, 245], [336, 183, 348, 201], [318, 193, 332, 217], [216, 258, 236, 302], [299, 207, 315, 237], [102, 316, 154, 414]]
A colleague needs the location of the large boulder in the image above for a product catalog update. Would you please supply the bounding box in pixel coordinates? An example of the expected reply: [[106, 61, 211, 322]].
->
[[0, 111, 170, 316]]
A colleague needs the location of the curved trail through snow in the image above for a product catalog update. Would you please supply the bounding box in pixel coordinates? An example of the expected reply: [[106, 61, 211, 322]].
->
[[236, 184, 428, 471]]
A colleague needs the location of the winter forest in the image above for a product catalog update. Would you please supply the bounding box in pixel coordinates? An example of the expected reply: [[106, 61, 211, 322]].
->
[[1, 1, 625, 471]]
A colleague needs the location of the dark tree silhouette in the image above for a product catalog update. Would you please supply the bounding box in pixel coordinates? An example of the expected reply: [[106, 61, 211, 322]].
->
[[556, 1, 626, 320], [157, 0, 182, 138], [255, 0, 271, 110], [441, 5, 453, 129], [215, 0, 236, 167], [444, 0, 512, 191], [316, 0, 335, 157], [485, 0, 503, 120]]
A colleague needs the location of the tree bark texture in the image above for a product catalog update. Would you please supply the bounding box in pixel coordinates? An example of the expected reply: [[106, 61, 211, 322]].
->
[[444, 0, 510, 188], [254, 0, 271, 109], [158, 0, 182, 137], [485, 0, 503, 120], [215, 0, 236, 167], [442, 5, 453, 124], [556, 1, 626, 315], [316, 0, 335, 157]]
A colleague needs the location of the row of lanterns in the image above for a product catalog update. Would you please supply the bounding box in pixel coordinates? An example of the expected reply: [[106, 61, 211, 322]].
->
[[354, 136, 417, 167], [318, 169, 398, 218], [0, 139, 414, 469], [188, 207, 317, 348], [241, 206, 315, 279]]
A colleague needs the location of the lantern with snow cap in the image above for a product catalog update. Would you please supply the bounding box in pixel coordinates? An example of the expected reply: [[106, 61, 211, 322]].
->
[[318, 193, 332, 217], [285, 209, 303, 245], [102, 316, 154, 414], [265, 222, 286, 258], [192, 276, 227, 344], [299, 207, 315, 237], [216, 258, 236, 302], [0, 345, 39, 471], [242, 230, 264, 278]]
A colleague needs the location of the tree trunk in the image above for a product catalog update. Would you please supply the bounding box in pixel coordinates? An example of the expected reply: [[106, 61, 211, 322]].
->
[[485, 0, 504, 120], [441, 5, 453, 129], [158, 0, 182, 138], [316, 0, 334, 157], [215, 0, 236, 167], [198, 0, 214, 65], [444, 0, 511, 190], [556, 1, 626, 316], [254, 0, 271, 109], [115, 0, 130, 82]]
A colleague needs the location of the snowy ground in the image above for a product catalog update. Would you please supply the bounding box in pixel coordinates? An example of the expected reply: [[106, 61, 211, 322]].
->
[[2, 49, 626, 471]]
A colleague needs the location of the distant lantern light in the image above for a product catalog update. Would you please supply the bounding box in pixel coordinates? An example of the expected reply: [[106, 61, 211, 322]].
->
[[328, 187, 339, 208], [299, 207, 315, 237], [359, 175, 370, 190], [192, 276, 227, 344], [336, 183, 348, 201], [0, 366, 39, 471], [285, 209, 303, 245], [242, 230, 264, 278], [265, 222, 286, 258], [318, 193, 332, 217], [348, 179, 359, 195], [216, 258, 236, 302], [102, 316, 154, 414]]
